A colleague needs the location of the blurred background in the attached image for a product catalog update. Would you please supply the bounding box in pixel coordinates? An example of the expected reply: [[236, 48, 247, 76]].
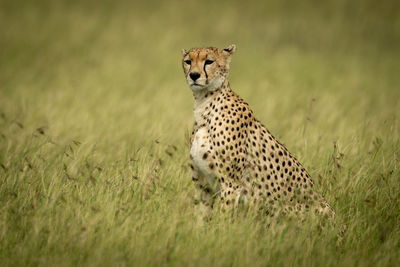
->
[[1, 0, 399, 152]]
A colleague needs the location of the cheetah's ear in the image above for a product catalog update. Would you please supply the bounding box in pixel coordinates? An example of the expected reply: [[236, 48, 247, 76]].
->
[[223, 44, 236, 55], [181, 49, 188, 56]]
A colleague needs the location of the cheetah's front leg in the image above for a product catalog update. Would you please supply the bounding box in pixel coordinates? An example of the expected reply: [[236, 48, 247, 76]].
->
[[219, 180, 244, 214], [191, 165, 214, 222]]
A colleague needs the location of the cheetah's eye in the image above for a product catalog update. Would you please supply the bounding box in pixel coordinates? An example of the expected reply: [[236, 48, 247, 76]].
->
[[205, 60, 214, 65], [184, 60, 191, 65]]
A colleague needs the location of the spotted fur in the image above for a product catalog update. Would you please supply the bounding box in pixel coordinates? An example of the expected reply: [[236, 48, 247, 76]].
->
[[182, 45, 335, 220]]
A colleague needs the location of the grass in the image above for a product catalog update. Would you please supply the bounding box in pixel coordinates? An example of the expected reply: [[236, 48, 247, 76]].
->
[[0, 0, 400, 266]]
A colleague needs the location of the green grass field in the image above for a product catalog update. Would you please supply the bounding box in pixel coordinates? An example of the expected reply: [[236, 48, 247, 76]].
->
[[1, 0, 399, 266]]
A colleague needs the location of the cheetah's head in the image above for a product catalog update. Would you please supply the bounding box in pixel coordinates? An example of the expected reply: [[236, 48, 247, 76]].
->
[[182, 45, 236, 92]]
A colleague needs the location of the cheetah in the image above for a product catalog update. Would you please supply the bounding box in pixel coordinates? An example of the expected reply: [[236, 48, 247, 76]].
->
[[182, 44, 335, 220]]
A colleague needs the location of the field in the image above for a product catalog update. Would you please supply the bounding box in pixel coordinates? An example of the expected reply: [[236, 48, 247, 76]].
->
[[1, 0, 400, 266]]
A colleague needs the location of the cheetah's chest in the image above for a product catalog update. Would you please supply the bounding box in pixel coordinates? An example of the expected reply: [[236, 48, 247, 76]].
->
[[190, 127, 213, 176]]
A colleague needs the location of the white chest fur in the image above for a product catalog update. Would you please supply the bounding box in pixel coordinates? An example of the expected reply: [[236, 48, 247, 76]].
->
[[190, 127, 210, 173], [190, 127, 217, 179], [190, 91, 219, 188], [190, 127, 218, 188]]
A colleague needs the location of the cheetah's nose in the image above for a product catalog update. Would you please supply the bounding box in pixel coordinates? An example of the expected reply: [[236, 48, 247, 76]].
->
[[189, 72, 201, 81]]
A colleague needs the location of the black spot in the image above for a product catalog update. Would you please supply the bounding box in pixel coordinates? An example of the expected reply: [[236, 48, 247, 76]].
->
[[203, 153, 208, 159]]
